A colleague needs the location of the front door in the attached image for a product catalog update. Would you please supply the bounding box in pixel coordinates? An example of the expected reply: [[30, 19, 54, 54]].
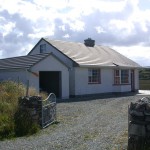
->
[[131, 70, 135, 92]]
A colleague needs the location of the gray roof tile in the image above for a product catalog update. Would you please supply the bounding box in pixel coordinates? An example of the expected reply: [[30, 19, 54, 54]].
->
[[0, 53, 50, 70]]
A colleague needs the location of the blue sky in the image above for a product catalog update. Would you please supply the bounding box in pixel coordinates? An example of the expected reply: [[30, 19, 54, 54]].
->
[[0, 0, 150, 66]]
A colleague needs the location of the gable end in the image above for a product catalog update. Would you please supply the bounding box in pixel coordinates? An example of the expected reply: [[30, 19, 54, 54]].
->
[[28, 38, 79, 67]]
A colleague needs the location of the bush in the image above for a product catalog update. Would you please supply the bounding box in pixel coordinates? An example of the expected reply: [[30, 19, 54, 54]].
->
[[0, 114, 14, 140], [0, 81, 46, 140], [14, 108, 39, 136]]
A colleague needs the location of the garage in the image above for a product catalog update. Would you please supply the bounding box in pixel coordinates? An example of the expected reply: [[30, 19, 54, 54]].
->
[[39, 71, 61, 98]]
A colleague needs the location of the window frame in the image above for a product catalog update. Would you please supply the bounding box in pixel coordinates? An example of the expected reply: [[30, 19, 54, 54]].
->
[[40, 44, 46, 53], [88, 68, 101, 84], [114, 69, 129, 85], [114, 69, 120, 85], [121, 69, 129, 84]]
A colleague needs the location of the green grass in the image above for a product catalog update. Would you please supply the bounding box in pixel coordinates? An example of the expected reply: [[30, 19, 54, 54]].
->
[[139, 80, 150, 90], [0, 81, 47, 140], [139, 68, 150, 80]]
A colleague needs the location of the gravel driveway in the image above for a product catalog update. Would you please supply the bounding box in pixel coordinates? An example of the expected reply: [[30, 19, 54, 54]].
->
[[0, 93, 148, 150]]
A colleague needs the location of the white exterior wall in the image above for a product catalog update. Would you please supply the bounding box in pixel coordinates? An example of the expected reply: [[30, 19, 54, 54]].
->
[[0, 66, 139, 98], [74, 67, 135, 96], [112, 85, 131, 92], [0, 69, 27, 85], [121, 85, 131, 92], [69, 68, 75, 95], [29, 55, 69, 99], [74, 67, 114, 95]]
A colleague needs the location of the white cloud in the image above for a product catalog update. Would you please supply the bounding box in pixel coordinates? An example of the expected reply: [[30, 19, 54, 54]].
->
[[93, 0, 127, 12], [0, 0, 20, 14], [59, 25, 66, 31], [63, 34, 70, 38], [67, 0, 126, 13], [28, 29, 54, 39], [17, 32, 23, 38], [0, 0, 150, 66], [109, 19, 134, 35], [95, 26, 105, 34], [69, 20, 85, 31], [33, 0, 68, 10], [113, 45, 150, 66], [0, 0, 128, 22], [132, 10, 150, 32], [1, 22, 16, 36]]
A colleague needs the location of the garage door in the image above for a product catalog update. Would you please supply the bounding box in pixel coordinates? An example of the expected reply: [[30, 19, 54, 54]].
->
[[39, 71, 61, 98]]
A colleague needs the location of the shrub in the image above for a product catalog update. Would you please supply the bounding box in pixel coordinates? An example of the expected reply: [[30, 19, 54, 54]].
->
[[0, 114, 14, 140], [0, 81, 46, 139], [14, 108, 39, 136]]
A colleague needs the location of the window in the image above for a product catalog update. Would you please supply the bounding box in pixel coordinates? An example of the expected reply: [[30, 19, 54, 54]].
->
[[121, 70, 129, 84], [88, 69, 101, 84], [114, 70, 120, 84], [114, 69, 129, 84], [40, 44, 46, 53]]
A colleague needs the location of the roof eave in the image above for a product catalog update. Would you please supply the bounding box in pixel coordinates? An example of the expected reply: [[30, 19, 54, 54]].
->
[[78, 64, 142, 69], [0, 67, 29, 71]]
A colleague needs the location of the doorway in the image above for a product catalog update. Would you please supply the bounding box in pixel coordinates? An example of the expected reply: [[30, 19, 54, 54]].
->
[[131, 70, 135, 92], [39, 71, 61, 98]]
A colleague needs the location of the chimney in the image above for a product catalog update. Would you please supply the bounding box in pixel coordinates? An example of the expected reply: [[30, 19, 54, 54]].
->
[[84, 38, 95, 47]]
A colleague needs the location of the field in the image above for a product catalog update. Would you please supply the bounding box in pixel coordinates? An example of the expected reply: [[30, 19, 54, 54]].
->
[[139, 80, 150, 90], [139, 68, 150, 90]]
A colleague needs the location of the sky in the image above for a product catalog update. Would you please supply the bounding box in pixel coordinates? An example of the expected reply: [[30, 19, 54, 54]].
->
[[0, 0, 150, 66]]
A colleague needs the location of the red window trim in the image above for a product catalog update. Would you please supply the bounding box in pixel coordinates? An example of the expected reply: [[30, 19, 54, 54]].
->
[[88, 68, 101, 84], [114, 69, 129, 85]]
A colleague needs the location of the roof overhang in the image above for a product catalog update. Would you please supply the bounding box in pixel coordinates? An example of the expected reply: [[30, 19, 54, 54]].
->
[[78, 64, 142, 69]]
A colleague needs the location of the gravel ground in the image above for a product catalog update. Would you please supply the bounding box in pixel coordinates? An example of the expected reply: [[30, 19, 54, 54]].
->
[[0, 93, 149, 150]]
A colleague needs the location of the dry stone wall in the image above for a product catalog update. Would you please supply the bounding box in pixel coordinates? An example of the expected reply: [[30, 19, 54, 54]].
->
[[18, 96, 43, 126], [128, 97, 150, 150]]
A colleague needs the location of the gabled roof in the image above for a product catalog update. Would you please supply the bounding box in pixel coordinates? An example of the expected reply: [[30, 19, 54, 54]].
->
[[43, 38, 141, 68], [0, 53, 51, 70]]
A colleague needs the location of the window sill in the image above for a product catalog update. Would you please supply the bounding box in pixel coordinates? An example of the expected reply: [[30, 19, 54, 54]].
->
[[88, 83, 101, 84], [113, 84, 130, 86]]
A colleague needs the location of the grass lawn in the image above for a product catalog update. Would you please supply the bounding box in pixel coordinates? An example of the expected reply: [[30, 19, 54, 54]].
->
[[139, 80, 150, 90]]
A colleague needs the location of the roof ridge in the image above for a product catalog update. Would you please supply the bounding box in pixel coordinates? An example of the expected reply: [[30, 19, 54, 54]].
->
[[44, 38, 87, 45]]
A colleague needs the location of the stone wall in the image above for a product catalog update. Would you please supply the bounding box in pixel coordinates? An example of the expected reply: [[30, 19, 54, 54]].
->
[[18, 95, 57, 128], [18, 96, 43, 126], [128, 97, 150, 150]]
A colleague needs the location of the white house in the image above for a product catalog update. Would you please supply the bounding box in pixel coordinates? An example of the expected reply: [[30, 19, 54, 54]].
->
[[0, 38, 141, 99]]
